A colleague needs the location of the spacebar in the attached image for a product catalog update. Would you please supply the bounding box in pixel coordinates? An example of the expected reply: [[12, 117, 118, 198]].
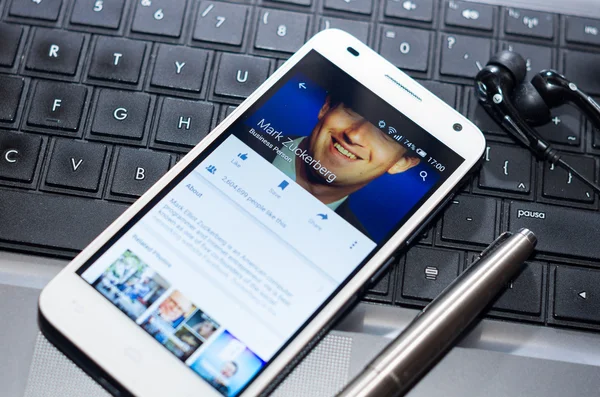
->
[[0, 190, 127, 253]]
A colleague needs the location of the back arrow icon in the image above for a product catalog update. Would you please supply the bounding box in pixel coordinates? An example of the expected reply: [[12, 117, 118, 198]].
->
[[299, 83, 306, 89], [579, 291, 587, 299]]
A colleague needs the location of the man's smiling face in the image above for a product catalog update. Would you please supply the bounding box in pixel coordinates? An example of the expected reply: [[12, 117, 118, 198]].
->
[[306, 97, 416, 189]]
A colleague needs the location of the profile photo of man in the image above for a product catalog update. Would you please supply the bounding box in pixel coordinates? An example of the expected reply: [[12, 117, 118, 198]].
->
[[158, 290, 193, 327], [205, 360, 238, 396], [246, 93, 421, 236]]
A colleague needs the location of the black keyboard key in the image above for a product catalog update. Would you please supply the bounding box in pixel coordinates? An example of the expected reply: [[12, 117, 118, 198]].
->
[[194, 1, 249, 46], [565, 16, 600, 47], [10, 0, 62, 21], [367, 267, 391, 296], [0, 76, 24, 123], [46, 139, 107, 192], [379, 26, 431, 72], [593, 122, 600, 149], [503, 41, 553, 81], [441, 195, 497, 245], [70, 0, 125, 29], [479, 143, 532, 193], [384, 0, 433, 22], [504, 8, 555, 40], [402, 247, 460, 301], [88, 37, 147, 84], [467, 255, 544, 316], [554, 266, 600, 324], [0, 189, 126, 252], [467, 90, 504, 135], [542, 154, 595, 203], [320, 17, 369, 44], [508, 202, 600, 260], [255, 9, 309, 53], [537, 105, 581, 146], [493, 262, 543, 315], [0, 131, 42, 182], [26, 29, 85, 76], [27, 81, 87, 132], [563, 50, 600, 95], [151, 45, 209, 93], [214, 53, 270, 99], [440, 34, 491, 79], [131, 0, 186, 38], [0, 24, 24, 67], [418, 80, 457, 108], [222, 105, 236, 121], [91, 89, 151, 140], [155, 98, 214, 148], [111, 147, 171, 198], [324, 0, 372, 15], [445, 0, 495, 31]]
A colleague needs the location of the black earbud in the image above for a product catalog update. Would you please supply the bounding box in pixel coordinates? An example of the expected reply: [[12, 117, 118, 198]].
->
[[475, 50, 600, 195], [475, 51, 558, 163]]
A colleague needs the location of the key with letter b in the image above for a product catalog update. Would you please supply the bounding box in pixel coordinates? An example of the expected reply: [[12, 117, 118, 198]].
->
[[111, 147, 172, 198]]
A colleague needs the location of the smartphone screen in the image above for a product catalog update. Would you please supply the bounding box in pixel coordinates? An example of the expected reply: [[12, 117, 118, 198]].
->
[[77, 50, 463, 396]]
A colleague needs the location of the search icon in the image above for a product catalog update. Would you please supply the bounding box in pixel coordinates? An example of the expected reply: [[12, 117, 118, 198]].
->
[[420, 171, 428, 182]]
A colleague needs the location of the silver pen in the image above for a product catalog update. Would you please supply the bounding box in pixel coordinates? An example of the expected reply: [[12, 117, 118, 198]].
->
[[337, 228, 537, 397]]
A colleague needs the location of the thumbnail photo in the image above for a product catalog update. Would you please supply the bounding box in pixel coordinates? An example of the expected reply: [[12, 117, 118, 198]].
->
[[163, 327, 204, 361], [92, 250, 170, 321], [184, 309, 220, 341], [141, 290, 216, 362], [190, 331, 265, 397], [237, 73, 439, 243]]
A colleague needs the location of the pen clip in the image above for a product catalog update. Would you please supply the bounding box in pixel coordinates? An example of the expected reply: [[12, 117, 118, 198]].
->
[[476, 231, 514, 262]]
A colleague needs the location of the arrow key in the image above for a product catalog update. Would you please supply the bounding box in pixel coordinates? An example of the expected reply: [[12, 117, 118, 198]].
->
[[45, 139, 108, 193], [554, 266, 600, 325]]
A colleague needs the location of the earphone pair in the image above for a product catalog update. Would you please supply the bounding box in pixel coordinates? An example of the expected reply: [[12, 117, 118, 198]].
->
[[475, 50, 600, 194]]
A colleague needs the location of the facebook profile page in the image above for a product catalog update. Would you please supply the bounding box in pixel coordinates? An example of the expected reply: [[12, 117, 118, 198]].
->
[[78, 51, 463, 396]]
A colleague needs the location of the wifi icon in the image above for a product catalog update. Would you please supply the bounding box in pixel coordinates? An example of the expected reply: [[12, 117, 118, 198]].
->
[[388, 126, 397, 134]]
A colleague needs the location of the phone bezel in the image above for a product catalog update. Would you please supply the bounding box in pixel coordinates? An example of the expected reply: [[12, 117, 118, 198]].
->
[[39, 29, 485, 397]]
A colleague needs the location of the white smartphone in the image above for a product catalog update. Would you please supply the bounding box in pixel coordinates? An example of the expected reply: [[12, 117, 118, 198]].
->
[[38, 29, 485, 397]]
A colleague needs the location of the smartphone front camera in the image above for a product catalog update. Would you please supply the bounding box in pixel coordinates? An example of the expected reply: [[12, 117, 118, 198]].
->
[[347, 47, 359, 57], [453, 123, 463, 132]]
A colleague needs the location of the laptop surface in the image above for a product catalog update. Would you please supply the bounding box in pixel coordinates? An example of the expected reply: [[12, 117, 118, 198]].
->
[[2, 0, 600, 395]]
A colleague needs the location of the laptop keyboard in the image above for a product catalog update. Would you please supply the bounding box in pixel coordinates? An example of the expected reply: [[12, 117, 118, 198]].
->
[[1, 0, 600, 333]]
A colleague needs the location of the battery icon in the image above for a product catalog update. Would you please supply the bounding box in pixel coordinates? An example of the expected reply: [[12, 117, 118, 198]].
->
[[416, 148, 427, 158]]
